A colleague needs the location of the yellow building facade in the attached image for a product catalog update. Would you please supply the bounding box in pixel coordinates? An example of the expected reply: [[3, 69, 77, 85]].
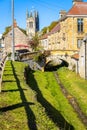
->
[[41, 1, 87, 56]]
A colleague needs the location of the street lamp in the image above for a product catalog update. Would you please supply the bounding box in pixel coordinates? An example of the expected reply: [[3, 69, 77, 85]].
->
[[12, 0, 15, 61]]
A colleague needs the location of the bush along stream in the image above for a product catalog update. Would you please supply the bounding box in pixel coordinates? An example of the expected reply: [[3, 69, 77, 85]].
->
[[25, 66, 86, 130]]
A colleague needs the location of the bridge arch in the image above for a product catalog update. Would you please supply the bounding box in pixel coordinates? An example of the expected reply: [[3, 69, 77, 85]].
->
[[60, 58, 69, 67], [44, 58, 69, 71]]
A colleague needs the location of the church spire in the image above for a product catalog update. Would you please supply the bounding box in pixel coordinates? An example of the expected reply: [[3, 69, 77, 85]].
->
[[26, 9, 29, 18], [30, 11, 33, 17], [34, 10, 38, 18]]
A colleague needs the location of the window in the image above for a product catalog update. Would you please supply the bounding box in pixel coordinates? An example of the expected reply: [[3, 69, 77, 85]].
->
[[77, 39, 83, 48], [77, 18, 83, 33], [29, 22, 33, 28], [10, 33, 12, 36]]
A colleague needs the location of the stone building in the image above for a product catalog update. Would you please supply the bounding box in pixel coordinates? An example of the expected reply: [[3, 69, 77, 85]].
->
[[3, 20, 28, 53], [3, 9, 39, 54], [40, 0, 87, 55], [47, 24, 61, 50], [39, 33, 49, 50], [26, 10, 39, 39]]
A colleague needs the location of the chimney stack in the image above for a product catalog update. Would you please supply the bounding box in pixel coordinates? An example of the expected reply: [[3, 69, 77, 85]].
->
[[72, 0, 83, 5], [59, 10, 66, 18], [14, 19, 17, 28]]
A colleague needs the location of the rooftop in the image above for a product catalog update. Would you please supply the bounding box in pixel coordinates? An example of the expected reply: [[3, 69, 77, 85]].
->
[[50, 23, 60, 34], [67, 2, 87, 15]]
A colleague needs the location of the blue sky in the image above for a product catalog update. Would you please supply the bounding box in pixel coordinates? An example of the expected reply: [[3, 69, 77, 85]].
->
[[0, 0, 86, 34]]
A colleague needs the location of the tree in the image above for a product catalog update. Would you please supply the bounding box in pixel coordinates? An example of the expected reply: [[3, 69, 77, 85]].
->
[[41, 21, 58, 35], [29, 34, 39, 51], [48, 21, 58, 31], [41, 27, 47, 35], [3, 26, 11, 36], [3, 26, 27, 36]]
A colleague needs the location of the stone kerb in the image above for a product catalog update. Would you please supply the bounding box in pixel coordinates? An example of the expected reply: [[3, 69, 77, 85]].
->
[[0, 55, 7, 92]]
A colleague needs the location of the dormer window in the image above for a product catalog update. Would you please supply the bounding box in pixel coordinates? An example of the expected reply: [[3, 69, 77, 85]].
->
[[77, 18, 83, 33]]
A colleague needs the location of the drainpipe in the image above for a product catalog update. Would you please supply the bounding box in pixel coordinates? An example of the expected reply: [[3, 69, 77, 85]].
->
[[76, 59, 79, 74], [85, 41, 87, 79], [83, 34, 87, 79], [72, 17, 74, 49]]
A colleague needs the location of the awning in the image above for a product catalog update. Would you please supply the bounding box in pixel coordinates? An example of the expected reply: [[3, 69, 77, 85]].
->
[[15, 44, 29, 48]]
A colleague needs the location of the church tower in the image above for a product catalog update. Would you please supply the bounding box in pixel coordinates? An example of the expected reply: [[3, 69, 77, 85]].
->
[[26, 10, 39, 39]]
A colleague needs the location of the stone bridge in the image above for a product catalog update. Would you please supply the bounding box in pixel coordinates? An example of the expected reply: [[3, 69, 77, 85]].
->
[[19, 50, 78, 71], [45, 50, 78, 67], [18, 51, 39, 61], [44, 54, 71, 71], [46, 54, 71, 65]]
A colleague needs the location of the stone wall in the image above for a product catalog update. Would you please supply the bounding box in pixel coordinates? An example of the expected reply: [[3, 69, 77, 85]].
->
[[4, 27, 28, 53]]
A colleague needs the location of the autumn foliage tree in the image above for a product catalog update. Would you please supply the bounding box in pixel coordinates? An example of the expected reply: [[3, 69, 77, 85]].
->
[[29, 34, 39, 51]]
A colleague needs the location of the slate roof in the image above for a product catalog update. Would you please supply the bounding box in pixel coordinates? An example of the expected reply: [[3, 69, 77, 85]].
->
[[50, 23, 60, 34], [67, 2, 87, 15], [40, 33, 49, 40], [40, 23, 60, 40]]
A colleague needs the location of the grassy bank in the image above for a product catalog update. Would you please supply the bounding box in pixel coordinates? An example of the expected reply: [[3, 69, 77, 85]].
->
[[57, 67, 87, 117], [0, 61, 86, 130], [0, 61, 58, 130], [27, 69, 86, 130]]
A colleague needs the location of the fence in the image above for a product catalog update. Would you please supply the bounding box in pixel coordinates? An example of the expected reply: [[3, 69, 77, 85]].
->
[[0, 54, 7, 92]]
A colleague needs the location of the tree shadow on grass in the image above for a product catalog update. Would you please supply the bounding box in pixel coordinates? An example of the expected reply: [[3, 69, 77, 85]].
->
[[0, 102, 34, 112], [3, 74, 16, 76], [25, 67, 74, 130], [11, 61, 38, 130], [0, 61, 37, 130], [2, 89, 27, 93], [2, 80, 16, 83]]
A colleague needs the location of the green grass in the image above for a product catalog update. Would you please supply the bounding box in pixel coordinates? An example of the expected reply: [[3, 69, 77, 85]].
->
[[0, 61, 59, 130], [30, 70, 86, 130], [0, 61, 87, 130], [57, 67, 87, 116]]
